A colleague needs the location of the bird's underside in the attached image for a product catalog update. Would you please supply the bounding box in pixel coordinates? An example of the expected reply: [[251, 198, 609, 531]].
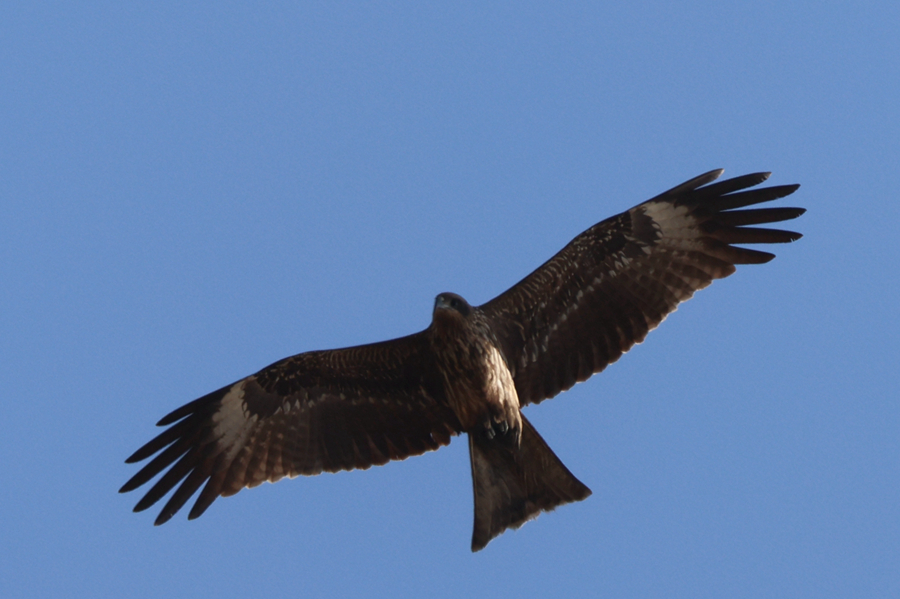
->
[[121, 169, 804, 551]]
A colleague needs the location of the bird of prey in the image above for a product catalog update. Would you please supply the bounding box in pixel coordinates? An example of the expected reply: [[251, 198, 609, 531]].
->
[[121, 169, 803, 551]]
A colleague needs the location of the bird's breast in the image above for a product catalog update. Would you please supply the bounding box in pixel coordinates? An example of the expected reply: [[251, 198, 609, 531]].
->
[[429, 323, 520, 432]]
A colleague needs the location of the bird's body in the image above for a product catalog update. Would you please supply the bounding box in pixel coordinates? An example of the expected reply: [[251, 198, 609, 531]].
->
[[428, 293, 590, 549], [430, 293, 521, 440], [122, 169, 804, 551]]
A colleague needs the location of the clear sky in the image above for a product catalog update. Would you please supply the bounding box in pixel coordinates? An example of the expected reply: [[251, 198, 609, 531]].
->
[[2, 2, 898, 598]]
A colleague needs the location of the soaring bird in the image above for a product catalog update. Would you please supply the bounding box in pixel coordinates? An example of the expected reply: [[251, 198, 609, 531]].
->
[[121, 169, 804, 551]]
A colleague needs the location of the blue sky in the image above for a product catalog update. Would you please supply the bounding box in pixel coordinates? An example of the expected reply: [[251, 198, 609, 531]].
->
[[2, 2, 898, 598]]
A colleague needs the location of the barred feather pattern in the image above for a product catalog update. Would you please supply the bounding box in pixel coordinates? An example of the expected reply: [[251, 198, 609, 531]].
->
[[480, 170, 803, 405], [121, 335, 461, 525]]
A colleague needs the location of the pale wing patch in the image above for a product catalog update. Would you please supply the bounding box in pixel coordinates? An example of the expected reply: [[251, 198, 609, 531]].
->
[[639, 201, 707, 256], [211, 381, 259, 463], [640, 201, 692, 236]]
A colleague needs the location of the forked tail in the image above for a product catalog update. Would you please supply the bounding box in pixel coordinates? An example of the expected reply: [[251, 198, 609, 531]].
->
[[468, 414, 591, 551]]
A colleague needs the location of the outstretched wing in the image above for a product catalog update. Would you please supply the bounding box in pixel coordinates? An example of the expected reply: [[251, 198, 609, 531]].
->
[[480, 170, 804, 406], [120, 332, 460, 524]]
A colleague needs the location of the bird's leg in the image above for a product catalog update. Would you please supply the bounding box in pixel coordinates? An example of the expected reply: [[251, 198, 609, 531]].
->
[[480, 410, 520, 447]]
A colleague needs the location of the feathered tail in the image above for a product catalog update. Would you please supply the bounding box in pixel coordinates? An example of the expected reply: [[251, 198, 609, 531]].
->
[[468, 414, 591, 551]]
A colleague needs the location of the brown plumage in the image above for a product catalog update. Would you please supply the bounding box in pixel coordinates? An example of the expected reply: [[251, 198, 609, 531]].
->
[[121, 169, 804, 551]]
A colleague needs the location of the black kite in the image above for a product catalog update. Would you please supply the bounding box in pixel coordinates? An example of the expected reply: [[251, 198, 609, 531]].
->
[[121, 169, 804, 551]]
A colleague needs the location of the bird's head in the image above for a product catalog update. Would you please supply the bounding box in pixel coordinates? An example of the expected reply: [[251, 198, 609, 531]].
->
[[434, 292, 472, 318]]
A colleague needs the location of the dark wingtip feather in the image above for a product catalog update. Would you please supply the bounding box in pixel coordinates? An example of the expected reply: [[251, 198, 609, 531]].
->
[[125, 446, 159, 465], [712, 207, 806, 227], [125, 417, 195, 464], [699, 172, 772, 197], [124, 449, 146, 465], [156, 384, 232, 426], [730, 247, 777, 264], [154, 510, 175, 525], [119, 475, 147, 495], [157, 395, 206, 426], [156, 404, 194, 427], [187, 500, 214, 521], [760, 183, 801, 203], [155, 470, 209, 524], [125, 438, 157, 464], [133, 494, 158, 513], [188, 477, 225, 520], [713, 184, 802, 212], [712, 227, 804, 245], [128, 445, 207, 518], [660, 169, 724, 198]]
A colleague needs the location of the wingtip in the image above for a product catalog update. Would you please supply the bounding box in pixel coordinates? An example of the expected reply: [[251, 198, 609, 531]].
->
[[704, 168, 725, 183], [656, 169, 725, 199], [187, 500, 212, 521], [153, 511, 175, 526], [119, 471, 145, 494], [132, 496, 154, 514], [123, 439, 163, 464], [156, 385, 231, 426], [157, 409, 186, 427]]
